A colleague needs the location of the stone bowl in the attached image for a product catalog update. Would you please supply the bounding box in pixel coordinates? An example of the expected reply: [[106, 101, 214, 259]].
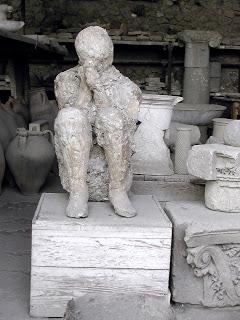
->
[[141, 94, 183, 130], [172, 103, 226, 126]]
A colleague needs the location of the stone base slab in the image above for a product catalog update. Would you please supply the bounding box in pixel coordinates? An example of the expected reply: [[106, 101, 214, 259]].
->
[[63, 292, 174, 320], [30, 193, 172, 318], [165, 201, 240, 307], [174, 303, 240, 320]]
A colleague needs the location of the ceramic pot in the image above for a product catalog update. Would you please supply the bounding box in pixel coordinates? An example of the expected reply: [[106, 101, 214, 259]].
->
[[6, 128, 55, 194], [0, 106, 18, 137], [0, 115, 12, 151], [29, 88, 57, 131], [4, 97, 29, 123], [0, 142, 5, 194]]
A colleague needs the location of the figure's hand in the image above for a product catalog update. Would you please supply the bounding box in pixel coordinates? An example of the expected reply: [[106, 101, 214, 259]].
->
[[83, 64, 100, 90], [76, 66, 92, 108]]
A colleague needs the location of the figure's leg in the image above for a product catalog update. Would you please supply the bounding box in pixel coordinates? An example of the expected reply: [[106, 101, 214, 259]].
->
[[54, 107, 91, 218], [96, 107, 137, 218]]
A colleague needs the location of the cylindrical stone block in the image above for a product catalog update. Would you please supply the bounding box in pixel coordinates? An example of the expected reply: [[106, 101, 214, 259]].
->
[[183, 68, 209, 104], [212, 118, 232, 142], [174, 127, 192, 175], [205, 180, 240, 213]]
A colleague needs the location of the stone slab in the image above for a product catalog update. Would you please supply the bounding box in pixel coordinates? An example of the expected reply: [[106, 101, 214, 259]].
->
[[30, 193, 172, 318], [165, 201, 240, 307], [63, 293, 175, 320], [132, 181, 204, 201], [174, 303, 240, 320]]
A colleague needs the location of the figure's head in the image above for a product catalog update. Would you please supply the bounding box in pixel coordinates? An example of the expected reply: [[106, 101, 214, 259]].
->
[[75, 26, 113, 70]]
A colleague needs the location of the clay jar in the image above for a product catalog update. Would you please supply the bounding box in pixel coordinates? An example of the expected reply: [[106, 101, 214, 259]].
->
[[0, 115, 12, 151], [0, 105, 18, 137], [6, 127, 55, 194], [0, 105, 18, 151], [0, 142, 5, 193], [29, 88, 57, 131]]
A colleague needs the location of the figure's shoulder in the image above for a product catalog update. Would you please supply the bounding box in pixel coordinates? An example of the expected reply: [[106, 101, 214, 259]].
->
[[54, 66, 80, 109], [55, 66, 79, 84]]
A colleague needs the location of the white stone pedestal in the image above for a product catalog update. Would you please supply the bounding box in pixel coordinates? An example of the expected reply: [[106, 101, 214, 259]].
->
[[30, 193, 172, 318], [132, 94, 182, 176]]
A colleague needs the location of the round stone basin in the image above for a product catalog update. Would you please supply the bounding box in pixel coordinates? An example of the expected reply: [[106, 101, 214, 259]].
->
[[172, 103, 226, 126], [141, 94, 183, 130]]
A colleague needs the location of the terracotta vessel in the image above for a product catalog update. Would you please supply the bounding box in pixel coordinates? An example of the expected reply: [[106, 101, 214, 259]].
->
[[0, 115, 12, 151], [29, 88, 57, 131], [6, 127, 55, 194], [0, 106, 18, 138], [0, 142, 5, 193], [4, 97, 29, 124]]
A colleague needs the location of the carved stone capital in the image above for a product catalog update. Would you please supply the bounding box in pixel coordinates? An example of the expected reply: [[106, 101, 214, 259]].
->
[[187, 244, 240, 307], [187, 144, 240, 182], [178, 30, 222, 48]]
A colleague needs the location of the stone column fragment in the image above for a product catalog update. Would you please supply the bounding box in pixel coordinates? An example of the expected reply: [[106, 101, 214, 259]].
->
[[178, 30, 222, 104]]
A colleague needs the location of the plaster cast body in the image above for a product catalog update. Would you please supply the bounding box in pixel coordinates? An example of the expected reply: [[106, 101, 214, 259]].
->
[[54, 26, 141, 218]]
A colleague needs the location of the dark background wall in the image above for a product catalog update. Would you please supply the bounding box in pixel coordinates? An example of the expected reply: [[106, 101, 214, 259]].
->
[[3, 0, 240, 37], [1, 0, 240, 96]]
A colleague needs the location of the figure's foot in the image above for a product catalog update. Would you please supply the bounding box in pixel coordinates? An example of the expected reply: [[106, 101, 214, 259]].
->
[[66, 190, 89, 218], [109, 189, 137, 218]]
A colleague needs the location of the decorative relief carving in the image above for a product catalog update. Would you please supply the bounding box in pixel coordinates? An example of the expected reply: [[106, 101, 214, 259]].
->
[[186, 244, 240, 307], [215, 154, 240, 180]]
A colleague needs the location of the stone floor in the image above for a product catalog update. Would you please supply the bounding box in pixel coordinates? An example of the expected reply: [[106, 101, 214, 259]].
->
[[0, 173, 206, 320], [0, 174, 63, 320]]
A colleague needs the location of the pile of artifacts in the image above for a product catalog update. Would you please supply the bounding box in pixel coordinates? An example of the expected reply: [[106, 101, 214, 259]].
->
[[0, 89, 58, 195], [27, 25, 240, 320], [0, 19, 239, 319]]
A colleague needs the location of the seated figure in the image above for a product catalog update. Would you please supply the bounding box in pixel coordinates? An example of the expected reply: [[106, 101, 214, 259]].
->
[[54, 26, 142, 218]]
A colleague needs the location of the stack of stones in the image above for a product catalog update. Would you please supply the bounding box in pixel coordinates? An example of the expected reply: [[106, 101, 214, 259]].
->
[[187, 120, 240, 212], [143, 77, 166, 93]]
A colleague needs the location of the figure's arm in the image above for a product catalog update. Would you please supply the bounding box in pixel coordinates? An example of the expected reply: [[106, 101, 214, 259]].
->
[[75, 66, 92, 108], [54, 67, 92, 110], [124, 81, 142, 122], [83, 65, 111, 108]]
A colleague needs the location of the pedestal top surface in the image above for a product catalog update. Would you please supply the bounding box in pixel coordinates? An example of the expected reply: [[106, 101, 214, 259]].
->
[[34, 193, 171, 230], [165, 201, 240, 246]]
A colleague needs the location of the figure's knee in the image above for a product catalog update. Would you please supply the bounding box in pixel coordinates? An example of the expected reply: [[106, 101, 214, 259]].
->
[[55, 107, 88, 132], [97, 107, 124, 132]]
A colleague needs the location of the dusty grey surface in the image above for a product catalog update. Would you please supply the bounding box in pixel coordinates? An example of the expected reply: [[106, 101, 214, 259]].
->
[[63, 293, 175, 320], [174, 303, 240, 320], [0, 174, 62, 320], [0, 174, 237, 319]]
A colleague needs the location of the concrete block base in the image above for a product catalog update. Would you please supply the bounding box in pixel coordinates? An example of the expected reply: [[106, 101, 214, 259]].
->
[[63, 293, 175, 320], [174, 303, 240, 320], [166, 201, 240, 308], [30, 193, 172, 318]]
